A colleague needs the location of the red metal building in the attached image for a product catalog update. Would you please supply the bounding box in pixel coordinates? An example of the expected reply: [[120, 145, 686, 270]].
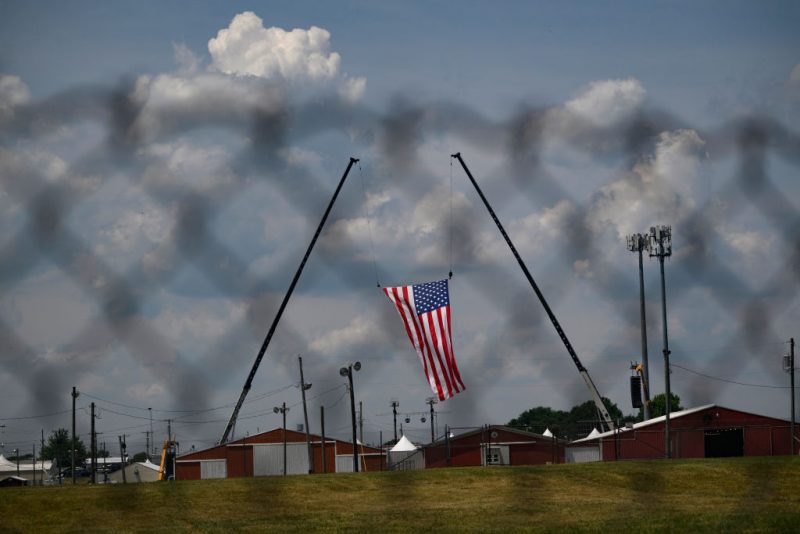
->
[[567, 404, 796, 462], [424, 425, 565, 468], [176, 428, 385, 480]]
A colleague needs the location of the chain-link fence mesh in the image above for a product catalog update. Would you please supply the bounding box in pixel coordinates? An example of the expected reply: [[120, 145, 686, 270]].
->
[[0, 78, 798, 466]]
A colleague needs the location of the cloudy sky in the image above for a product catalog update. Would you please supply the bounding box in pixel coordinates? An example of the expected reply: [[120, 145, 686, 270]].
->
[[1, 1, 798, 455]]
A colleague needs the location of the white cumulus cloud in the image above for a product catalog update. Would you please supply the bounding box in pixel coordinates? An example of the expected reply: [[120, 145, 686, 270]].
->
[[564, 78, 646, 127], [588, 129, 707, 238], [208, 12, 341, 82]]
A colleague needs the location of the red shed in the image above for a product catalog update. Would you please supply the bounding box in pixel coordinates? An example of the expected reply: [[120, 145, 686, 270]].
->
[[424, 425, 565, 469], [176, 428, 385, 480], [566, 404, 796, 462]]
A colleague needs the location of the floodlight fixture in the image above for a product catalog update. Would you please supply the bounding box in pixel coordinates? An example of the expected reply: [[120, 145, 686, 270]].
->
[[339, 367, 348, 377], [626, 233, 650, 253], [353, 361, 362, 371], [273, 407, 280, 414], [421, 417, 426, 423], [648, 225, 672, 257]]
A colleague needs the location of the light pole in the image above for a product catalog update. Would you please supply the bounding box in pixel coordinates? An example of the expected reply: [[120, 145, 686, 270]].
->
[[340, 361, 362, 472], [273, 403, 289, 476], [13, 448, 19, 476], [626, 233, 652, 420], [649, 225, 673, 459]]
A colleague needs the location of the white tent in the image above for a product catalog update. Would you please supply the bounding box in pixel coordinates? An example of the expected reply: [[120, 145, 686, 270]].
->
[[586, 428, 601, 439], [108, 460, 161, 483], [388, 435, 424, 470], [0, 454, 53, 483], [390, 435, 419, 453], [542, 428, 553, 438]]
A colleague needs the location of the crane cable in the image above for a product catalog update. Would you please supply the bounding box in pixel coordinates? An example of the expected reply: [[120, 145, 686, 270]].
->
[[449, 156, 454, 280], [358, 161, 381, 287]]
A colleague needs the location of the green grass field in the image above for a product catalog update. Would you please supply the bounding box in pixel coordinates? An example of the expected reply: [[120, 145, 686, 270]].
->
[[2, 456, 799, 533]]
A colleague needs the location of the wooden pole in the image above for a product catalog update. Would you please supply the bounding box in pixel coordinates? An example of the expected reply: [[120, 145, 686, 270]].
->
[[320, 406, 327, 474]]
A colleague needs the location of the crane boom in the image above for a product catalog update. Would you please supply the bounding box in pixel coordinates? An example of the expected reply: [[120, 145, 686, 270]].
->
[[219, 157, 359, 444], [451, 153, 615, 431]]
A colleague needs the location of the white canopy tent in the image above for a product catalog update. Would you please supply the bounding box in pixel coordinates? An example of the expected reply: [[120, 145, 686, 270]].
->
[[388, 435, 424, 470]]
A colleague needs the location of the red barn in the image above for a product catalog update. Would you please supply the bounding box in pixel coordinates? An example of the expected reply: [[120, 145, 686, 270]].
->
[[566, 404, 796, 462], [176, 428, 385, 480], [424, 425, 565, 469]]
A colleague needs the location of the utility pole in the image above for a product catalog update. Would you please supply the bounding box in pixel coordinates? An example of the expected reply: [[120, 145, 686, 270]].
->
[[145, 431, 150, 462], [649, 225, 673, 459], [445, 425, 451, 467], [391, 399, 399, 443], [149, 407, 154, 457], [298, 356, 313, 474], [273, 403, 289, 476], [785, 338, 796, 455], [627, 234, 652, 420], [340, 362, 361, 472], [71, 386, 79, 484], [90, 402, 97, 484], [427, 397, 438, 443], [118, 435, 127, 483], [32, 443, 36, 485], [320, 405, 327, 474], [792, 338, 796, 456], [358, 401, 364, 446], [40, 429, 44, 484]]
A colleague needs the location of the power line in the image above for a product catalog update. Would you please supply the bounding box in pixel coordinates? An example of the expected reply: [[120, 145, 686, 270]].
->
[[671, 363, 792, 389], [0, 408, 73, 421]]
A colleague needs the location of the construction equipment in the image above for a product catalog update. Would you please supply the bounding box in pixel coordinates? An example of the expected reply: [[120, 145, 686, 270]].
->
[[220, 158, 359, 444], [451, 152, 615, 432], [158, 438, 178, 481], [630, 361, 650, 411]]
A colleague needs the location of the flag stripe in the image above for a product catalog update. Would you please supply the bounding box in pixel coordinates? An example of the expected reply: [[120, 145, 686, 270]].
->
[[435, 307, 459, 394], [386, 286, 435, 394], [424, 311, 453, 399], [406, 288, 445, 399], [445, 306, 466, 390], [384, 287, 427, 378]]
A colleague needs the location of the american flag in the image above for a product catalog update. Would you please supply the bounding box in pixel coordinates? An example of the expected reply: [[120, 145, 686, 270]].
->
[[382, 279, 466, 401]]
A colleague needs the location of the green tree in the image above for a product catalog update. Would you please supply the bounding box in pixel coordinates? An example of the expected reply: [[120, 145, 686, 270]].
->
[[643, 393, 683, 419], [508, 397, 637, 439], [41, 428, 87, 468], [132, 451, 148, 463]]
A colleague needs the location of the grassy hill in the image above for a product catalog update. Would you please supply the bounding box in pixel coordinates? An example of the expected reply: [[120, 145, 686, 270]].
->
[[2, 456, 800, 532]]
